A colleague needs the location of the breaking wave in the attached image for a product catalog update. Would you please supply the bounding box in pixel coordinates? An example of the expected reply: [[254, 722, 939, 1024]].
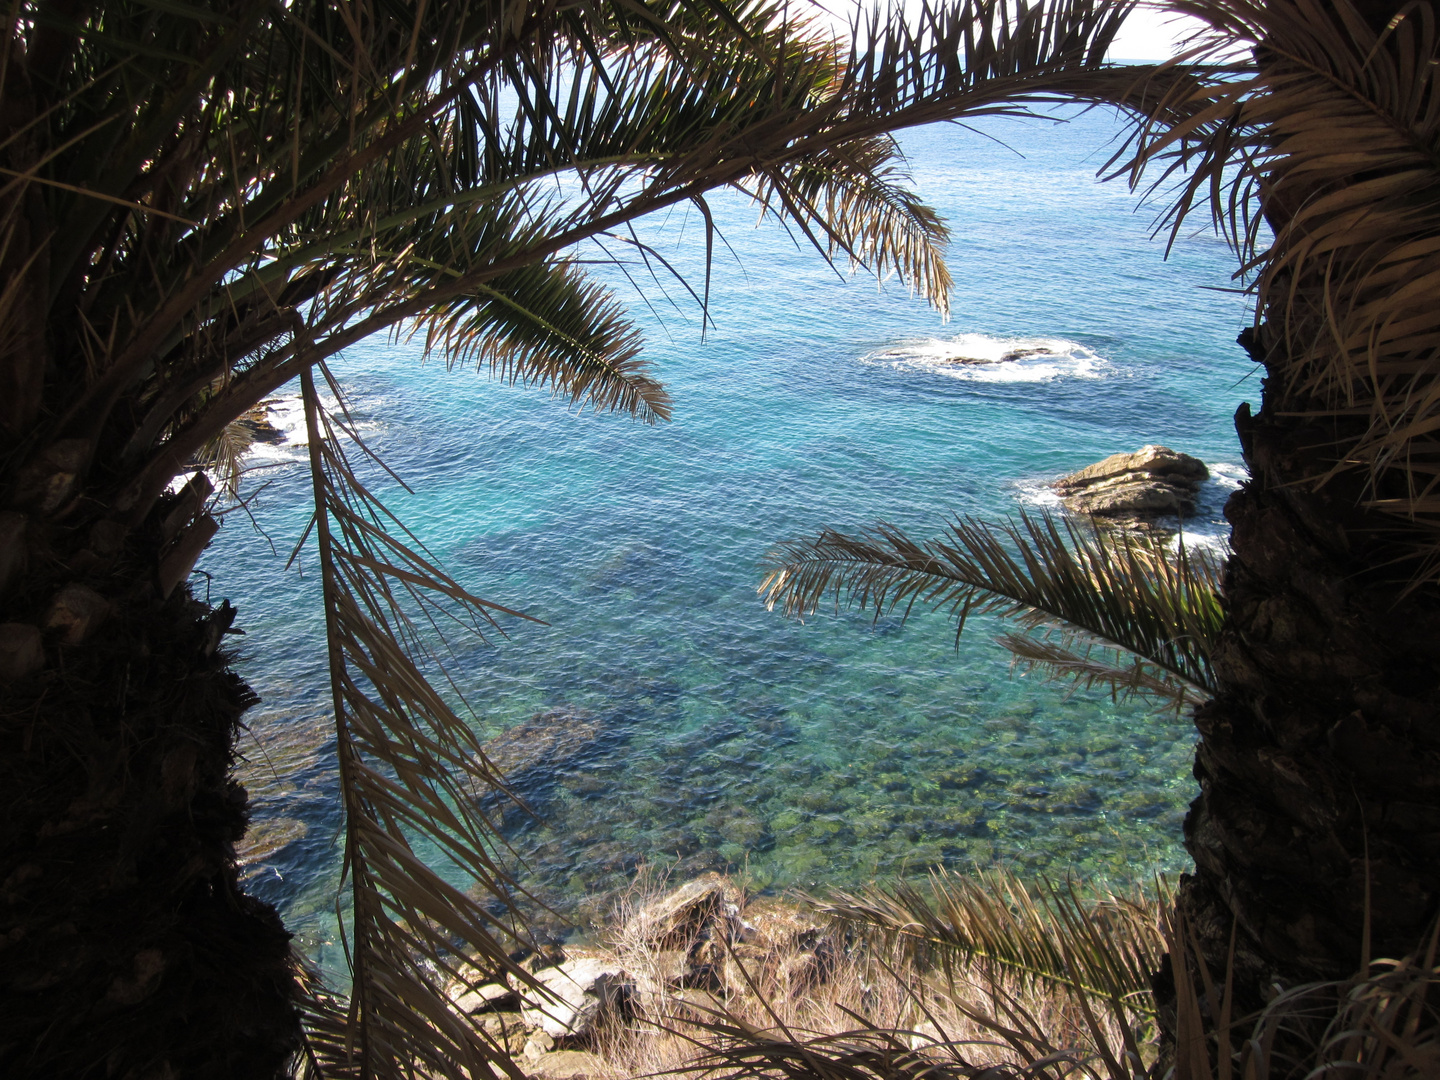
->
[[863, 332, 1110, 383]]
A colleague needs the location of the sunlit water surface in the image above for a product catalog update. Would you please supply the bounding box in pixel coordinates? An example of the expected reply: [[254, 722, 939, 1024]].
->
[[204, 111, 1255, 966]]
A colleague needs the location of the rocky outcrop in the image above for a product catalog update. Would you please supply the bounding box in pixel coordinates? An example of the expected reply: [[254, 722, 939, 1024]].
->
[[237, 401, 287, 445], [1053, 445, 1208, 523], [942, 345, 1060, 366], [439, 873, 837, 1075], [518, 952, 629, 1040], [635, 872, 739, 947]]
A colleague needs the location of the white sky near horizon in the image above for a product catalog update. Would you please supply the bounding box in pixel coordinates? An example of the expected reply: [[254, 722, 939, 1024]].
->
[[805, 1, 1211, 61]]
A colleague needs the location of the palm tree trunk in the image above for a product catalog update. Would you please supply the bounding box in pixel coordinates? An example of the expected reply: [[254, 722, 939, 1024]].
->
[[1175, 325, 1440, 1011], [0, 503, 301, 1077]]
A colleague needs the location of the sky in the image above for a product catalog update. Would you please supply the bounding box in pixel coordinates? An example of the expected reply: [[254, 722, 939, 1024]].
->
[[807, 2, 1212, 62], [1104, 3, 1210, 60]]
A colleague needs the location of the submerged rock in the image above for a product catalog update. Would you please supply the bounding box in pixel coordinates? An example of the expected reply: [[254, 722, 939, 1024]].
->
[[1053, 445, 1208, 523], [478, 707, 602, 779], [235, 816, 308, 866]]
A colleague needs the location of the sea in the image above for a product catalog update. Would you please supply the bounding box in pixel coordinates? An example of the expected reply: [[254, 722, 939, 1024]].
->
[[202, 107, 1256, 967]]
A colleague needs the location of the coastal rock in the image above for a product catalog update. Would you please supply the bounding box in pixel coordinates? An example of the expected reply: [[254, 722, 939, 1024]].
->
[[237, 400, 287, 445], [718, 897, 833, 1003], [450, 980, 517, 1014], [630, 948, 694, 1016], [635, 872, 739, 948], [738, 896, 829, 954], [474, 1010, 527, 1052], [519, 955, 628, 1040], [1053, 445, 1208, 522], [524, 1049, 608, 1079]]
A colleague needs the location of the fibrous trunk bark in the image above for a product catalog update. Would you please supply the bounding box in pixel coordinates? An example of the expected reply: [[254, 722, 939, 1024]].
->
[[1176, 327, 1440, 1014], [0, 499, 301, 1077]]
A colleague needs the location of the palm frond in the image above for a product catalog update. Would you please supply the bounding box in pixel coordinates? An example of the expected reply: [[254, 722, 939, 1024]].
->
[[748, 137, 953, 316], [192, 397, 260, 497], [816, 870, 1165, 1080], [421, 257, 669, 422], [670, 1015, 1014, 1080], [299, 367, 547, 1079], [760, 512, 1223, 709], [672, 870, 1166, 1080], [1120, 0, 1440, 573], [820, 870, 1166, 1015]]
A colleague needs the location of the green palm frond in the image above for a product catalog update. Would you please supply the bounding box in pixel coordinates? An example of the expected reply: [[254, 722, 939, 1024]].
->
[[299, 368, 546, 1079], [819, 870, 1166, 1014], [760, 512, 1223, 710], [748, 137, 953, 316], [1119, 0, 1440, 572], [29, 0, 1178, 521], [422, 258, 669, 422]]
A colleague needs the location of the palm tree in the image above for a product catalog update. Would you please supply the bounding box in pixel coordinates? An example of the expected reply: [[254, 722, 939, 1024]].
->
[[762, 0, 1440, 1022], [0, 1, 1163, 1076]]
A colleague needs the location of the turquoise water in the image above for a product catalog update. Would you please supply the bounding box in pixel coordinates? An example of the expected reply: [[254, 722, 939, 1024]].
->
[[207, 110, 1254, 962]]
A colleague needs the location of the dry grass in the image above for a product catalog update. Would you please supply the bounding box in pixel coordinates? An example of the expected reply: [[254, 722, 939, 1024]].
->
[[585, 870, 1160, 1080], [544, 870, 1440, 1080]]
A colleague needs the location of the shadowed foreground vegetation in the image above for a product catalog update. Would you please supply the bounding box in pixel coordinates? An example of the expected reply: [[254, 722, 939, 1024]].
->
[[465, 871, 1439, 1080]]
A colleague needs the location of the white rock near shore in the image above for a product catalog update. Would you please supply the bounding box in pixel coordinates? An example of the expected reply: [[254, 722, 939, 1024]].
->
[[519, 955, 628, 1040]]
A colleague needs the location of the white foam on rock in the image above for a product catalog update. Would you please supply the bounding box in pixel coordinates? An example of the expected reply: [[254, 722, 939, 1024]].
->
[[239, 386, 379, 468], [1013, 481, 1064, 509], [1011, 458, 1250, 557], [864, 332, 1110, 384]]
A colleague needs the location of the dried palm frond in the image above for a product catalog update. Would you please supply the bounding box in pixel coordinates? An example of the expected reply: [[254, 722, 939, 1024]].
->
[[761, 512, 1223, 711], [193, 417, 256, 498], [299, 367, 547, 1079], [816, 871, 1165, 1080], [1118, 0, 1440, 578], [663, 870, 1165, 1080], [1281, 940, 1440, 1079], [1164, 903, 1440, 1080], [669, 1014, 1032, 1080]]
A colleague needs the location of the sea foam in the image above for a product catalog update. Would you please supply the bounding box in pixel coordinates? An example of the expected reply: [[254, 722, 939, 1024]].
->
[[864, 332, 1109, 383]]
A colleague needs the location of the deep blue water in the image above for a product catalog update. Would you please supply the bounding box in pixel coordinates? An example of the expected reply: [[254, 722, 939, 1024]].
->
[[205, 109, 1255, 965]]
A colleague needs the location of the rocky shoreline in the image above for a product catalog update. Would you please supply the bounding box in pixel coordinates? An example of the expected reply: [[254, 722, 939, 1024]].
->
[[237, 399, 287, 445], [444, 873, 833, 1078]]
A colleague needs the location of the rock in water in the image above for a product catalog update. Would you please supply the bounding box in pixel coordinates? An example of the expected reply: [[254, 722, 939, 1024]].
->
[[1053, 445, 1209, 522], [478, 706, 601, 779]]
